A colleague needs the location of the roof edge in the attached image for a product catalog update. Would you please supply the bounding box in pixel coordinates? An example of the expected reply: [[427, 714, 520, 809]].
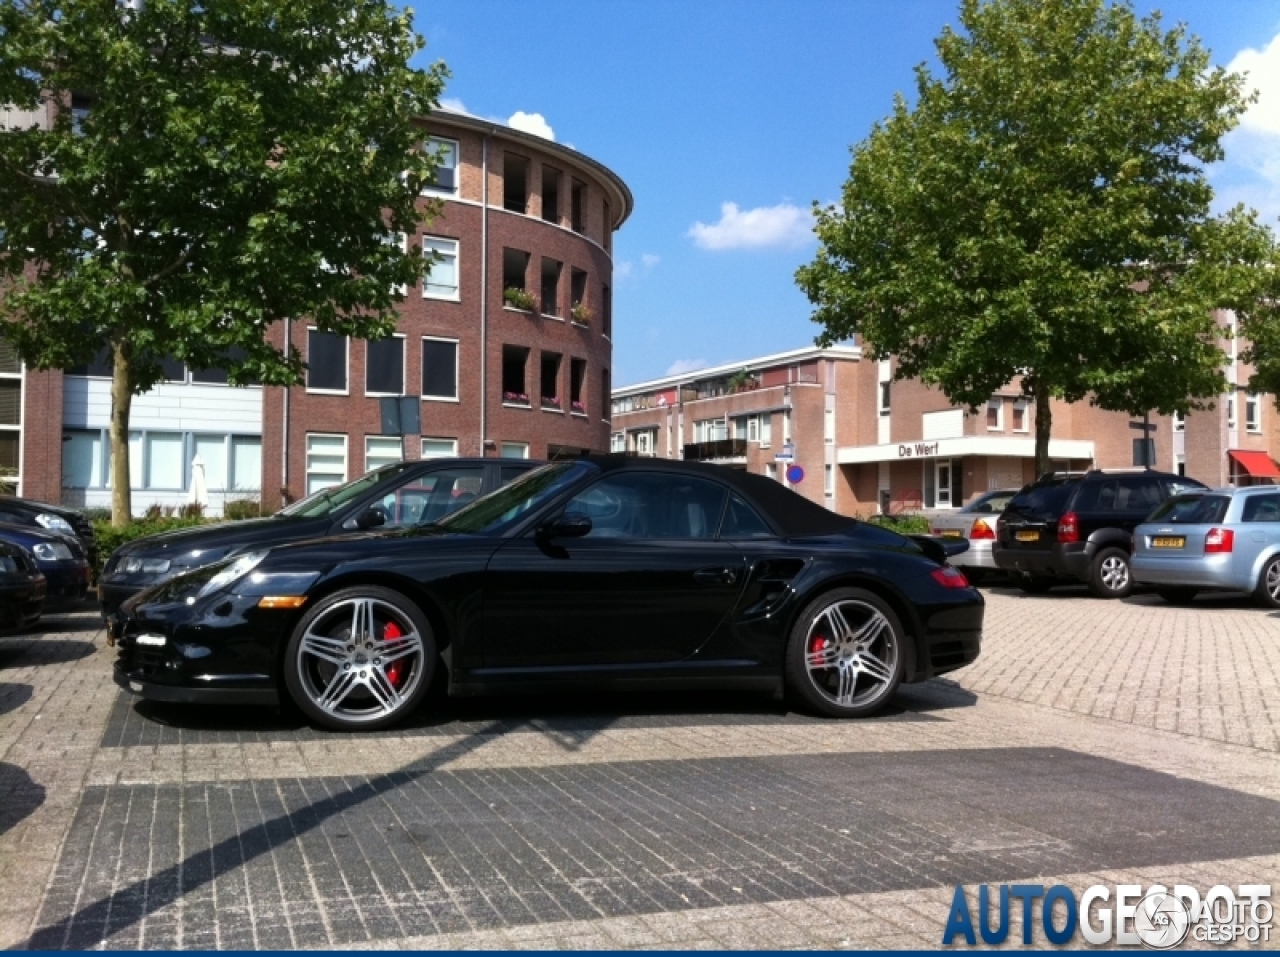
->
[[613, 345, 863, 397]]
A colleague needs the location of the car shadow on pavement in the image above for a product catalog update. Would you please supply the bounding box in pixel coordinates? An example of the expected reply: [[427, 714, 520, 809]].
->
[[31, 612, 105, 635], [0, 638, 97, 668], [894, 678, 978, 713], [0, 761, 45, 837], [0, 681, 33, 717]]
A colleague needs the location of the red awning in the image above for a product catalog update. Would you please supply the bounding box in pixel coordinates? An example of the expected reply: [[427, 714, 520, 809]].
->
[[1228, 449, 1280, 479]]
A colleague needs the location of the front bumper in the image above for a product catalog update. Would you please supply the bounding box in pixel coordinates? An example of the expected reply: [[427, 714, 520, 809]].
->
[[99, 579, 146, 618], [0, 579, 45, 630], [112, 664, 278, 705], [40, 561, 91, 602]]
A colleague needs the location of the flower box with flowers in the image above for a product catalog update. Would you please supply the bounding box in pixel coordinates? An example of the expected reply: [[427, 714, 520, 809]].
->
[[502, 391, 530, 405], [503, 287, 537, 312], [570, 400, 587, 414], [541, 395, 561, 409]]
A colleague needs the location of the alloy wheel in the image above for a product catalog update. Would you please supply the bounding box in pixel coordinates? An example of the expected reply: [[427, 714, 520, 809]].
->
[[803, 599, 898, 710], [295, 597, 426, 724], [1267, 561, 1280, 603], [1099, 555, 1129, 592]]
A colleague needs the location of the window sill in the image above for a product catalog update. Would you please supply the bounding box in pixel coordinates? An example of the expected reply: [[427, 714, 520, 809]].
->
[[503, 401, 532, 410], [570, 411, 589, 418], [424, 291, 461, 302], [422, 395, 460, 404], [305, 389, 350, 396], [502, 305, 535, 315], [570, 320, 590, 329], [542, 314, 565, 322], [541, 405, 564, 414]]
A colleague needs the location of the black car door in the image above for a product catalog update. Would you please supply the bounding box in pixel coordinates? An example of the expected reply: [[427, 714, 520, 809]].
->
[[480, 470, 746, 670]]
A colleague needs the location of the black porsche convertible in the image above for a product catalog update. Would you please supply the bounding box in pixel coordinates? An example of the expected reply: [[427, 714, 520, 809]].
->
[[110, 457, 983, 730]]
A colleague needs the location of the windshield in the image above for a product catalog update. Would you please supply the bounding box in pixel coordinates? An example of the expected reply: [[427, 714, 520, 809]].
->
[[1146, 494, 1231, 525], [961, 491, 1015, 514], [278, 463, 419, 519], [1006, 481, 1076, 520], [435, 462, 587, 534]]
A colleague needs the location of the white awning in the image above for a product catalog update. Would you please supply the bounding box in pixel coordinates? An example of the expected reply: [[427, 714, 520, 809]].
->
[[837, 435, 1094, 465]]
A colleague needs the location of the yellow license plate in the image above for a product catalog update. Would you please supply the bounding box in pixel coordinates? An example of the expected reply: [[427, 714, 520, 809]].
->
[[1152, 536, 1185, 548], [1015, 530, 1039, 542], [939, 530, 962, 539]]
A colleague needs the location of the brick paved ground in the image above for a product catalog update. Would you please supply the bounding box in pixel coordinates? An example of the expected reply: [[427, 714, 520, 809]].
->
[[2, 588, 1279, 950]]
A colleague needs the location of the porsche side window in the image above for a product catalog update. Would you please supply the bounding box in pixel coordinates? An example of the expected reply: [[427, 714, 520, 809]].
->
[[564, 473, 728, 540], [720, 494, 773, 539]]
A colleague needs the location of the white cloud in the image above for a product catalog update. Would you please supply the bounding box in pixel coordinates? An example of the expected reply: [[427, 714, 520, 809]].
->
[[641, 253, 661, 269], [1220, 32, 1280, 223], [687, 202, 815, 251], [614, 253, 660, 282], [614, 261, 634, 280], [666, 358, 710, 376], [1229, 33, 1280, 136], [508, 111, 555, 141]]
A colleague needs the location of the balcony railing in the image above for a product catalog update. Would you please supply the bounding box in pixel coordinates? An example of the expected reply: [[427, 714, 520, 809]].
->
[[683, 438, 748, 462]]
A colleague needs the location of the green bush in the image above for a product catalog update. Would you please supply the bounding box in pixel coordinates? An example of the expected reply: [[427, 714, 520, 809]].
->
[[93, 517, 207, 574], [867, 513, 932, 534], [224, 498, 265, 521]]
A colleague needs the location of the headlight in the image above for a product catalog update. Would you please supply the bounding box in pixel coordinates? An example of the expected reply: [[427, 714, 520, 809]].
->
[[119, 556, 173, 576], [197, 550, 268, 598], [36, 514, 75, 535], [32, 542, 74, 562]]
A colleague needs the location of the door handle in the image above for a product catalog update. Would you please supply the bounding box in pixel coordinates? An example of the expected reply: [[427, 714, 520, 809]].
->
[[694, 567, 737, 586]]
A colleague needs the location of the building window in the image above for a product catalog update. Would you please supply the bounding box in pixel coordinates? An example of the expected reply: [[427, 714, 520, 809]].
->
[[62, 431, 104, 488], [824, 407, 835, 444], [986, 398, 1003, 431], [500, 442, 529, 459], [540, 352, 561, 409], [602, 284, 611, 337], [1172, 411, 1185, 432], [878, 381, 891, 416], [694, 418, 729, 442], [571, 179, 586, 233], [365, 335, 405, 396], [422, 338, 459, 401], [1246, 394, 1261, 433], [570, 268, 588, 320], [306, 329, 348, 393], [747, 416, 759, 442], [1227, 395, 1237, 429], [190, 346, 251, 385], [631, 429, 656, 456], [1012, 399, 1028, 432], [502, 345, 529, 405], [611, 432, 625, 453], [503, 153, 529, 213], [305, 434, 347, 495], [760, 413, 772, 447], [602, 369, 610, 420], [422, 437, 458, 460], [603, 199, 611, 253], [503, 248, 530, 305], [824, 464, 834, 497], [423, 236, 459, 300], [542, 165, 561, 223], [366, 436, 403, 473], [422, 136, 458, 195], [570, 358, 587, 414], [540, 258, 562, 317], [766, 462, 778, 482], [61, 429, 260, 491]]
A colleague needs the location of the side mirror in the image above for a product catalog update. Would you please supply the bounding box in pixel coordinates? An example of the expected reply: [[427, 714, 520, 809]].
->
[[355, 507, 386, 530], [539, 511, 592, 540]]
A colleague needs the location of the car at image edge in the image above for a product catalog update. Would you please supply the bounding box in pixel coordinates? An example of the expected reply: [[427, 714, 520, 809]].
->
[[109, 457, 984, 731], [1132, 486, 1280, 607], [928, 488, 1019, 581]]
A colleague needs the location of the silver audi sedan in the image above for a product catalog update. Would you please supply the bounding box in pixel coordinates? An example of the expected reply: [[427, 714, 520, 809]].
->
[[929, 488, 1019, 579], [1131, 486, 1280, 607]]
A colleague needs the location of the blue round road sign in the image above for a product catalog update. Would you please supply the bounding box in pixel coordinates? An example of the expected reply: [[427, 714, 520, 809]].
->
[[786, 464, 805, 484]]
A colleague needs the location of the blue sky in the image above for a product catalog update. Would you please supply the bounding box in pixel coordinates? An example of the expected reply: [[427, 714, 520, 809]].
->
[[404, 0, 1280, 387]]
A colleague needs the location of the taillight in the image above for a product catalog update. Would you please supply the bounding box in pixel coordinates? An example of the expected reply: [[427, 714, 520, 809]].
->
[[1205, 528, 1234, 553], [970, 519, 995, 540], [1057, 511, 1080, 544], [931, 565, 970, 589]]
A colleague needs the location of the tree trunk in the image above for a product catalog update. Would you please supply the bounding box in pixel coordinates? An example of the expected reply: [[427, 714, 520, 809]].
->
[[109, 341, 134, 528], [1033, 377, 1053, 480]]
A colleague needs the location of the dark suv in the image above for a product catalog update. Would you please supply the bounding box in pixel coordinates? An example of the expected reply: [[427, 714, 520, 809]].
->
[[993, 469, 1206, 598]]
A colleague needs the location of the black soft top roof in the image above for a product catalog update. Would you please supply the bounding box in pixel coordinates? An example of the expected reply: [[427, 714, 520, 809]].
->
[[583, 455, 858, 538]]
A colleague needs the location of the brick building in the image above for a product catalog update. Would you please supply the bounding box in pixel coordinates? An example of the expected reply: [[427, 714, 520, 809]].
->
[[611, 325, 1280, 518], [8, 108, 632, 512]]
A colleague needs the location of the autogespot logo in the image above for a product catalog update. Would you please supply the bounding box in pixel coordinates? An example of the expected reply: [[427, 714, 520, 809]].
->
[[942, 883, 1273, 947]]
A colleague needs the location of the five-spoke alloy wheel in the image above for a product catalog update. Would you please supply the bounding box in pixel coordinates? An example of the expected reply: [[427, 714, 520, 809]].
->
[[785, 587, 904, 718], [284, 586, 435, 731]]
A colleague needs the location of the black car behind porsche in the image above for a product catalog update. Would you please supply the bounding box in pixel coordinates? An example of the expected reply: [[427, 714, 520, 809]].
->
[[111, 457, 983, 730]]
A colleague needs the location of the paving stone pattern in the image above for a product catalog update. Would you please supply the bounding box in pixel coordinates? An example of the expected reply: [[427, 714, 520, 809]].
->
[[29, 749, 1280, 949]]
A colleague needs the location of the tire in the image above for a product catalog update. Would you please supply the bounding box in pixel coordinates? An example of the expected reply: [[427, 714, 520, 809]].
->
[[1156, 587, 1199, 605], [784, 587, 905, 718], [1256, 556, 1280, 610], [283, 586, 435, 732], [1015, 576, 1054, 594], [1088, 547, 1132, 599]]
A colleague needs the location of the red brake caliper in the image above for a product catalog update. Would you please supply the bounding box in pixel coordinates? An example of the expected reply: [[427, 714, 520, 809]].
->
[[383, 620, 407, 688], [808, 633, 830, 668]]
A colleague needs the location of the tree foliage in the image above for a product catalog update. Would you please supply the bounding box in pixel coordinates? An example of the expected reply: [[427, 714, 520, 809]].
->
[[797, 0, 1262, 475], [0, 0, 446, 522]]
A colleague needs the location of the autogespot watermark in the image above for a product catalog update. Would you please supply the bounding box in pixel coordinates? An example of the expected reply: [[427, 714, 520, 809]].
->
[[942, 883, 1273, 947]]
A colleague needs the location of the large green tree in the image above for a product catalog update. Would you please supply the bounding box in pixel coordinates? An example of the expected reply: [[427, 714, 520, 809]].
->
[[0, 0, 446, 524], [797, 0, 1262, 476]]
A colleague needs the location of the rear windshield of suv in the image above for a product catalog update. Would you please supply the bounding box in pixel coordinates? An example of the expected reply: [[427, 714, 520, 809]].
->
[[1006, 481, 1076, 520], [1146, 494, 1230, 525]]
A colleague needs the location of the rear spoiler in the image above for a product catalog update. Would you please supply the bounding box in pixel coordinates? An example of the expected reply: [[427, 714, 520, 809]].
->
[[908, 534, 971, 564]]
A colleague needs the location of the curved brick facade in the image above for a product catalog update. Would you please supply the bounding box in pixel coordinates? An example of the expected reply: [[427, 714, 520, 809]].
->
[[263, 111, 632, 504]]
